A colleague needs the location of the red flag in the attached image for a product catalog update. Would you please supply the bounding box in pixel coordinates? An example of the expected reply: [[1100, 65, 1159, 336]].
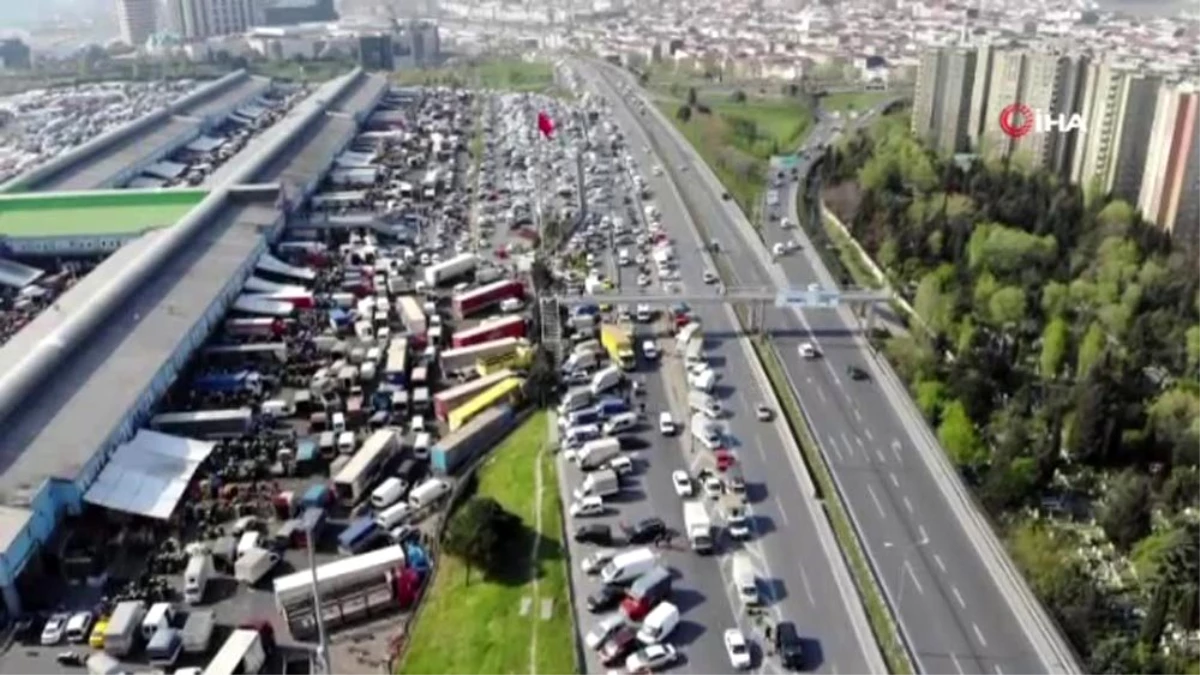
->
[[537, 111, 555, 138]]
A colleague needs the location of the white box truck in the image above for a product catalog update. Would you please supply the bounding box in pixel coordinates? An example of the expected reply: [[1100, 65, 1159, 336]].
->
[[103, 600, 146, 657], [601, 547, 658, 585], [691, 413, 721, 450], [688, 368, 716, 393], [182, 553, 214, 605], [573, 468, 620, 501], [235, 548, 280, 585], [682, 501, 714, 552], [578, 438, 621, 471], [688, 390, 721, 419], [732, 552, 760, 605], [590, 365, 623, 396]]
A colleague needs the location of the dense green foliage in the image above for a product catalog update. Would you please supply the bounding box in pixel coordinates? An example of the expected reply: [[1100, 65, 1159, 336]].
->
[[821, 115, 1200, 673]]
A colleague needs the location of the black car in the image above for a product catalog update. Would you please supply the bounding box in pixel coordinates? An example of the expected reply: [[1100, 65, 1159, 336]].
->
[[627, 517, 667, 544], [846, 365, 869, 381], [586, 584, 623, 612], [776, 620, 805, 669], [574, 524, 613, 545]]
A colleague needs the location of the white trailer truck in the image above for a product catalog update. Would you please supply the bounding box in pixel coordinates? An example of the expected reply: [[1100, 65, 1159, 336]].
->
[[682, 500, 714, 552]]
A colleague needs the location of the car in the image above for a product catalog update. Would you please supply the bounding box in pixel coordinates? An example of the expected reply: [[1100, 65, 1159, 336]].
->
[[703, 475, 723, 499], [798, 342, 818, 359], [703, 270, 718, 284], [600, 626, 639, 666], [41, 612, 69, 645], [658, 412, 676, 435], [776, 620, 805, 669], [671, 470, 693, 497], [727, 468, 746, 494], [587, 585, 624, 613], [582, 549, 618, 575], [575, 524, 614, 545], [626, 643, 679, 673], [755, 403, 773, 421], [721, 192, 731, 201], [724, 628, 753, 669], [88, 618, 108, 649], [65, 611, 93, 643], [627, 517, 667, 544], [715, 449, 736, 472], [847, 365, 869, 380], [571, 496, 606, 518], [606, 455, 635, 475], [637, 273, 650, 286], [585, 614, 626, 650], [642, 340, 659, 360]]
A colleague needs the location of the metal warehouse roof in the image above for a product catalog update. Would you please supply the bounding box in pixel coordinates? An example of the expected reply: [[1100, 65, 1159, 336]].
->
[[0, 188, 208, 238]]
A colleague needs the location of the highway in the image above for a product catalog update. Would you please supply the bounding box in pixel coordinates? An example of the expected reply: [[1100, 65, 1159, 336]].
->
[[575, 66, 885, 675], [588, 61, 1079, 675]]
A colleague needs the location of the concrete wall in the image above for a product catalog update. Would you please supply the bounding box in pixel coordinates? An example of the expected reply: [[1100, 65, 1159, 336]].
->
[[0, 70, 251, 194]]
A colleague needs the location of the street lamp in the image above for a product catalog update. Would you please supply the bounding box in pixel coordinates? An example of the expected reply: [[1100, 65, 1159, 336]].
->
[[306, 525, 331, 675], [882, 535, 929, 607]]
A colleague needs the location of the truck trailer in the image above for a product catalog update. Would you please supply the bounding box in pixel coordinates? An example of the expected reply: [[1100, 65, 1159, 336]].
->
[[451, 315, 526, 348], [452, 279, 525, 319], [424, 253, 478, 286]]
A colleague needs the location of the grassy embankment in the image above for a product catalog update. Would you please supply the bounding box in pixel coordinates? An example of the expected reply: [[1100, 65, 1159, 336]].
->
[[394, 58, 555, 92], [400, 411, 575, 674]]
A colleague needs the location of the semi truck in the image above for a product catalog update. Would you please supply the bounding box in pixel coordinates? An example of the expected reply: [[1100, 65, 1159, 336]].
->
[[600, 324, 636, 370], [451, 315, 526, 348], [424, 253, 478, 286], [193, 371, 264, 395], [452, 279, 524, 319], [440, 338, 527, 374], [432, 405, 516, 475], [433, 369, 516, 421], [682, 500, 714, 552]]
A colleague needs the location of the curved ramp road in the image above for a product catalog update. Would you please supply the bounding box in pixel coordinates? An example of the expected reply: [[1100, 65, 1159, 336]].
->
[[587, 61, 1081, 675], [579, 65, 886, 675]]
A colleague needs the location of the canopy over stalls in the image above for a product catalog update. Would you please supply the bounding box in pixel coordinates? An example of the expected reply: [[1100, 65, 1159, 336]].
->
[[186, 136, 226, 153], [243, 276, 307, 294], [83, 430, 215, 519], [256, 253, 316, 281], [0, 259, 43, 289], [233, 294, 294, 316]]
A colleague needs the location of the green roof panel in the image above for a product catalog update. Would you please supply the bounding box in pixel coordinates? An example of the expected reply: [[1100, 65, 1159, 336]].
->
[[0, 188, 209, 238]]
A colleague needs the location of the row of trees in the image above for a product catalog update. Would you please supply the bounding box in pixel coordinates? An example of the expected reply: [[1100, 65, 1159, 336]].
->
[[821, 115, 1200, 673]]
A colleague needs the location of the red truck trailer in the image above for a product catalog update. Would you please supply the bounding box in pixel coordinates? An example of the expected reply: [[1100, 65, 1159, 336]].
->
[[451, 280, 524, 319], [451, 316, 526, 348]]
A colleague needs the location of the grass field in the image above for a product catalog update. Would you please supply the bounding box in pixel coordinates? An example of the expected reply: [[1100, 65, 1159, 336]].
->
[[657, 95, 813, 218], [400, 411, 575, 674], [819, 91, 893, 113], [394, 58, 554, 92]]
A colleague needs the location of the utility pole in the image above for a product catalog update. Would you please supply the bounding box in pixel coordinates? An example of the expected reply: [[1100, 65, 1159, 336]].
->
[[306, 530, 331, 674]]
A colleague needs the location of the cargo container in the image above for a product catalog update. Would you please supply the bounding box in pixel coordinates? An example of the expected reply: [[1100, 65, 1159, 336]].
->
[[451, 315, 526, 348], [384, 338, 408, 385], [424, 253, 479, 286], [150, 408, 254, 439], [433, 369, 517, 421], [333, 429, 401, 504], [397, 296, 427, 336], [448, 377, 524, 432], [440, 338, 527, 374], [432, 405, 515, 475], [254, 290, 315, 309], [452, 280, 525, 319], [476, 345, 533, 376]]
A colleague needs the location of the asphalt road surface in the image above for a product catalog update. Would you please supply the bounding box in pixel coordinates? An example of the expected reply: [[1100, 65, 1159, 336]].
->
[[592, 62, 1064, 675], [573, 67, 883, 675]]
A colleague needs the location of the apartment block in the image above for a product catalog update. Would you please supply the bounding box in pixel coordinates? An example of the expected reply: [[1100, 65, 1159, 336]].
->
[[1139, 84, 1200, 245], [980, 48, 1026, 158], [911, 47, 977, 155], [167, 0, 260, 40], [118, 0, 158, 47], [1109, 75, 1162, 203], [967, 43, 995, 143]]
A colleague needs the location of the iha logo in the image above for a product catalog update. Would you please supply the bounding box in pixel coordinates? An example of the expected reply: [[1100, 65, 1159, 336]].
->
[[999, 103, 1085, 138]]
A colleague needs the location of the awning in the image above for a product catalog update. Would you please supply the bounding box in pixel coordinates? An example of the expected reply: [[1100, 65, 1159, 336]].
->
[[233, 294, 294, 316], [0, 259, 44, 289], [186, 135, 225, 153], [144, 161, 189, 180], [83, 430, 215, 520], [243, 276, 307, 294], [256, 253, 316, 282]]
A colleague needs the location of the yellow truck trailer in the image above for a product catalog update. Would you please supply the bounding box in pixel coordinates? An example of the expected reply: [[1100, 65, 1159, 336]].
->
[[601, 324, 636, 371]]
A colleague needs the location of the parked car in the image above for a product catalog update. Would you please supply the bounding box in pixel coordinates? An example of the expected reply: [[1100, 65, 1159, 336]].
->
[[626, 517, 667, 544], [575, 524, 614, 545], [626, 643, 679, 673]]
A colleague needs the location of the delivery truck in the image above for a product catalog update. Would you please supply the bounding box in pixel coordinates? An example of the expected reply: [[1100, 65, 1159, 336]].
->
[[573, 468, 620, 500], [682, 500, 714, 552], [600, 324, 636, 370], [688, 390, 721, 418], [691, 413, 722, 450], [235, 548, 280, 585], [732, 552, 760, 605], [561, 349, 599, 374], [689, 367, 716, 393], [577, 438, 621, 471], [590, 365, 623, 396]]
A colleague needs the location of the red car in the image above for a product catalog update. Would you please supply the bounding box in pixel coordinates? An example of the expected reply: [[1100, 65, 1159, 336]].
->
[[715, 449, 736, 472]]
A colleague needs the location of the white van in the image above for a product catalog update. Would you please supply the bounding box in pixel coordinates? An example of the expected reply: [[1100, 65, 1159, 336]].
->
[[413, 432, 432, 459], [602, 412, 639, 435], [732, 552, 760, 604], [408, 478, 451, 510], [141, 602, 174, 641], [182, 554, 213, 605], [564, 424, 601, 449], [337, 431, 355, 454], [600, 548, 657, 585], [331, 412, 346, 433], [371, 477, 407, 509], [636, 601, 680, 644], [376, 501, 413, 529]]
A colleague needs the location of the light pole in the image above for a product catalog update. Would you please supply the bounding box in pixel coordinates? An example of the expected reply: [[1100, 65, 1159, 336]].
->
[[882, 535, 929, 608], [306, 527, 331, 675]]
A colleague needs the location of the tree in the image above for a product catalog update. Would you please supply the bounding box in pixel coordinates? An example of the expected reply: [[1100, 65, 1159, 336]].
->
[[1098, 470, 1152, 551], [443, 497, 520, 584], [1068, 366, 1120, 465], [1039, 317, 1070, 379], [686, 86, 697, 106], [676, 104, 692, 122], [988, 286, 1027, 327], [937, 400, 988, 470], [731, 89, 747, 103], [1076, 321, 1107, 376]]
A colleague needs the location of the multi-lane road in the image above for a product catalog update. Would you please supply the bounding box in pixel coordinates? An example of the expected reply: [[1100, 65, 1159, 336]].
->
[[559, 68, 884, 675], [588, 61, 1080, 675]]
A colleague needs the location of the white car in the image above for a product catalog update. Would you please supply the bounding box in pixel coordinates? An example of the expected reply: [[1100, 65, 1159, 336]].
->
[[41, 613, 68, 645], [703, 270, 718, 284], [635, 253, 647, 266], [570, 496, 605, 518], [581, 549, 616, 575], [626, 643, 679, 673], [586, 613, 626, 650], [724, 628, 752, 669], [799, 342, 818, 359], [703, 475, 724, 499], [642, 340, 659, 360], [671, 470, 694, 497], [659, 412, 676, 435], [638, 273, 651, 287]]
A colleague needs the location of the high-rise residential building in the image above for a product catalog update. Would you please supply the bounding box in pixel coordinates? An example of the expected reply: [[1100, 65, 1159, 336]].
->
[[118, 0, 158, 47], [408, 20, 440, 67], [967, 43, 995, 143], [980, 48, 1026, 158], [167, 0, 259, 40], [261, 0, 337, 26], [1139, 83, 1200, 245], [1071, 63, 1159, 199], [911, 47, 977, 155], [359, 33, 394, 70], [1048, 54, 1090, 176]]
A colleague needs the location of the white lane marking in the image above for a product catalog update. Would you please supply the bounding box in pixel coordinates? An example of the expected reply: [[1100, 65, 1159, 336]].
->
[[866, 485, 886, 518], [904, 560, 925, 595], [852, 407, 863, 422], [973, 623, 989, 648], [891, 439, 904, 464], [864, 428, 874, 442], [950, 654, 965, 675], [774, 496, 791, 526], [840, 433, 856, 458], [795, 556, 817, 605], [934, 553, 947, 573], [827, 434, 845, 461], [831, 372, 844, 389], [755, 437, 769, 461], [737, 390, 750, 411], [919, 525, 928, 542], [889, 473, 899, 488], [875, 449, 887, 464], [903, 496, 913, 514], [816, 386, 828, 403], [855, 436, 865, 449], [952, 586, 966, 608], [994, 665, 1005, 675]]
